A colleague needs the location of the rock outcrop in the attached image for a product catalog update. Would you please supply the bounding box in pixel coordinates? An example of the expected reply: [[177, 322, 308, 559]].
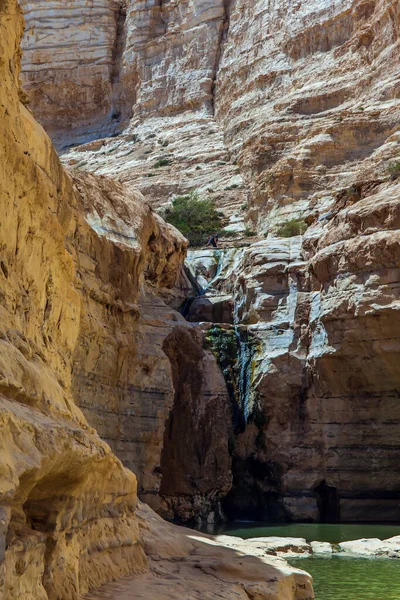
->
[[0, 4, 315, 597], [20, 0, 400, 228], [85, 503, 314, 600], [183, 174, 400, 522], [20, 0, 128, 147], [339, 536, 400, 558], [0, 3, 149, 598], [17, 0, 400, 526]]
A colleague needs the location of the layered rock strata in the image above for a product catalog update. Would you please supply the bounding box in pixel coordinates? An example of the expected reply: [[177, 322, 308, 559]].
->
[[17, 0, 400, 526], [0, 4, 315, 599], [21, 0, 400, 230], [20, 0, 129, 147], [0, 3, 150, 598], [184, 174, 400, 523], [20, 0, 247, 226]]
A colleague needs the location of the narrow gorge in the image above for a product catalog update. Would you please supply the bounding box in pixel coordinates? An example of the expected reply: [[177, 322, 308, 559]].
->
[[1, 0, 400, 599]]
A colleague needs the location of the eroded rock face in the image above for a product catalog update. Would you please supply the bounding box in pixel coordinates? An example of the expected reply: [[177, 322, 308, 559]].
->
[[217, 0, 400, 229], [20, 0, 400, 228], [85, 503, 314, 600], [1, 1, 227, 595], [17, 0, 400, 526], [20, 0, 127, 147], [1, 6, 315, 600], [0, 3, 149, 598], [186, 176, 400, 523], [20, 0, 247, 226]]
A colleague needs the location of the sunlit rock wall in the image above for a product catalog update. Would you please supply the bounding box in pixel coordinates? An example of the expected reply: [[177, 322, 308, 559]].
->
[[17, 0, 400, 524]]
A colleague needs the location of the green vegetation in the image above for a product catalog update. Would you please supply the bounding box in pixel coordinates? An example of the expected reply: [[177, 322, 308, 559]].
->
[[241, 204, 248, 210], [225, 183, 239, 190], [146, 173, 155, 178], [276, 218, 307, 237], [195, 165, 202, 170], [163, 192, 222, 247], [244, 227, 257, 237], [388, 161, 400, 180], [154, 158, 171, 168], [206, 326, 238, 370]]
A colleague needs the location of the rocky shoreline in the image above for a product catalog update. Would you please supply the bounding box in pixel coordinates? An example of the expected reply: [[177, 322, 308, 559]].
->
[[213, 534, 400, 560]]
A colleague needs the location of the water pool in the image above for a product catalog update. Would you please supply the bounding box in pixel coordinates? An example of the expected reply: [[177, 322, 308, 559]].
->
[[289, 556, 400, 600], [202, 523, 400, 599]]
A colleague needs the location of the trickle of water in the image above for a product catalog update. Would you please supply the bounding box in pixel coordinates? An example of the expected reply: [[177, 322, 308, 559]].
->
[[234, 326, 255, 424]]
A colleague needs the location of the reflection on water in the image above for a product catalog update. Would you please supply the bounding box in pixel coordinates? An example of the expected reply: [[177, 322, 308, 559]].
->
[[289, 556, 400, 600], [197, 522, 400, 544]]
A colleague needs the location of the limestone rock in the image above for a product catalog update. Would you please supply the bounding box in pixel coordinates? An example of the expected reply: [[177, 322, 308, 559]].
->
[[20, 0, 127, 147], [84, 503, 314, 600], [215, 536, 312, 558], [310, 542, 333, 555], [339, 537, 400, 558], [20, 0, 400, 231], [15, 0, 400, 526], [185, 177, 400, 523]]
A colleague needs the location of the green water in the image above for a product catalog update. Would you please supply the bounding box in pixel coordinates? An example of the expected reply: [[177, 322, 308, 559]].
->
[[207, 522, 400, 543], [290, 556, 400, 600], [208, 523, 400, 599]]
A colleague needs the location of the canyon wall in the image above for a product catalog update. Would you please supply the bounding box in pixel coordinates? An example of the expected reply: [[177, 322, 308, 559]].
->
[[0, 3, 148, 598], [0, 3, 235, 598], [18, 0, 400, 525], [187, 174, 400, 523]]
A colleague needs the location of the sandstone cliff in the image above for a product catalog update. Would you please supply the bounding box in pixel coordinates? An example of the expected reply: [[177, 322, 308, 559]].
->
[[0, 4, 315, 599], [0, 3, 148, 597], [17, 0, 400, 526]]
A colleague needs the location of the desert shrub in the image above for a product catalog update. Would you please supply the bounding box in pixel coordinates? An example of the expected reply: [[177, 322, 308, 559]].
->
[[163, 192, 222, 247], [276, 218, 307, 237], [388, 161, 400, 180], [225, 183, 239, 190], [221, 230, 238, 238], [244, 227, 257, 237], [154, 158, 171, 168]]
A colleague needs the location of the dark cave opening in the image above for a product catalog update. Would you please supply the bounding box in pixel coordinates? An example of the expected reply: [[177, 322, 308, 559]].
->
[[315, 480, 340, 523]]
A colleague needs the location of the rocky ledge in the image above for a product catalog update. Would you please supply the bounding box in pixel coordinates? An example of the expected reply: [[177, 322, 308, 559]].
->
[[211, 535, 400, 560], [85, 504, 314, 600]]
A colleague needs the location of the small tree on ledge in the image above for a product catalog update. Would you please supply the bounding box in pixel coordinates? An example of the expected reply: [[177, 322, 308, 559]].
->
[[163, 192, 222, 247]]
